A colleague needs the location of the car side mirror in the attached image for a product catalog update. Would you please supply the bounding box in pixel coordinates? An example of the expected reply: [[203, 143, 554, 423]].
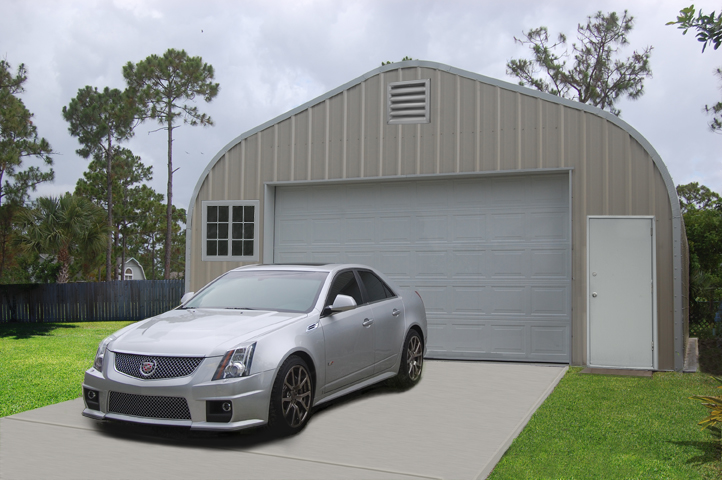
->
[[323, 294, 357, 316], [180, 292, 195, 305]]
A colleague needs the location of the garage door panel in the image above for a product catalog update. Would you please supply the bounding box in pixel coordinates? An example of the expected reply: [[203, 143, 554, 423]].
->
[[379, 183, 415, 209], [449, 324, 489, 353], [451, 287, 487, 314], [379, 217, 413, 243], [531, 287, 569, 316], [416, 251, 449, 278], [528, 211, 568, 240], [452, 214, 486, 242], [417, 181, 451, 207], [489, 213, 526, 241], [416, 215, 449, 242], [345, 251, 377, 265], [531, 249, 568, 277], [490, 177, 529, 205], [452, 179, 490, 205], [411, 286, 449, 314], [490, 287, 528, 315], [530, 326, 569, 356], [490, 249, 527, 278], [490, 325, 526, 354], [426, 324, 446, 353], [451, 251, 487, 278], [344, 217, 376, 244], [276, 219, 308, 245], [274, 174, 570, 363], [312, 219, 342, 244], [529, 175, 569, 204]]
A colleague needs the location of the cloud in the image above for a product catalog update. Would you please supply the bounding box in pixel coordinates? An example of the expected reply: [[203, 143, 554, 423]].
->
[[2, 0, 721, 211]]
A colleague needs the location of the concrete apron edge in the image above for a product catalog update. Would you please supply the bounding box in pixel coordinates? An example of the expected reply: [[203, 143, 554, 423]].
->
[[0, 414, 440, 480], [474, 365, 569, 480]]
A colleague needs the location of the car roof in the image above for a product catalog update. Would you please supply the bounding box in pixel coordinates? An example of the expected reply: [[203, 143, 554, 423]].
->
[[230, 264, 374, 274]]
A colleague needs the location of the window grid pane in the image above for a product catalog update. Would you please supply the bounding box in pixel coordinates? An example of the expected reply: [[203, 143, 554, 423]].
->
[[207, 203, 256, 258]]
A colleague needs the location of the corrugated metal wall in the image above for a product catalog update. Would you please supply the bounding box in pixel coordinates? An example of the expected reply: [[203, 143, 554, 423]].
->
[[189, 64, 681, 370]]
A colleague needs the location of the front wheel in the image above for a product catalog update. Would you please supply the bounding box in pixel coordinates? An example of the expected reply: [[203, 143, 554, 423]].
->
[[268, 356, 314, 435], [396, 329, 424, 388]]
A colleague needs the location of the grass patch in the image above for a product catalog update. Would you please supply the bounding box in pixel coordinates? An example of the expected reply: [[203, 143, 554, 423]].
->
[[0, 321, 133, 418], [488, 368, 722, 479]]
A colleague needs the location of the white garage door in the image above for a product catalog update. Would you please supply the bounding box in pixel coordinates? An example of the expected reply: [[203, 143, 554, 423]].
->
[[274, 174, 571, 363]]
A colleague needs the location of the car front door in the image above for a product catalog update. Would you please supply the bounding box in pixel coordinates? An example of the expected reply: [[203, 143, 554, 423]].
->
[[321, 270, 374, 393]]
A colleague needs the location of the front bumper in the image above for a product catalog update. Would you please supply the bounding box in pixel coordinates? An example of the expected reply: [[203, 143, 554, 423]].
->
[[82, 351, 275, 431]]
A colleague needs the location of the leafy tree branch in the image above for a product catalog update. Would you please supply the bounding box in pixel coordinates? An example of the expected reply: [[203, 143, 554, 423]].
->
[[506, 11, 653, 116]]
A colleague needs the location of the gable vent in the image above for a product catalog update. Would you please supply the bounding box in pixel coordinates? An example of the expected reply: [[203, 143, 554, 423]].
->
[[387, 79, 430, 125]]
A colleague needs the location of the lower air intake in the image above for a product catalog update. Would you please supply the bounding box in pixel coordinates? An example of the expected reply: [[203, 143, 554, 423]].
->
[[108, 391, 191, 420]]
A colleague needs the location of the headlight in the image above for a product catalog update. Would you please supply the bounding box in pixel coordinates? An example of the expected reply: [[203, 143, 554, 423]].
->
[[213, 342, 256, 380], [93, 336, 114, 372]]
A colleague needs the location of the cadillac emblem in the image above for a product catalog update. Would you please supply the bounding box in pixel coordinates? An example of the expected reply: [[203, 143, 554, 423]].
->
[[140, 359, 157, 377]]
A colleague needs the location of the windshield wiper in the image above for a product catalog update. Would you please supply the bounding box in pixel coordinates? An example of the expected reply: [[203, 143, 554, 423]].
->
[[225, 307, 256, 310]]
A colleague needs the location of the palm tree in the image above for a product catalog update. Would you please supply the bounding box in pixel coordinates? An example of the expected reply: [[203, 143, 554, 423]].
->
[[15, 194, 108, 283]]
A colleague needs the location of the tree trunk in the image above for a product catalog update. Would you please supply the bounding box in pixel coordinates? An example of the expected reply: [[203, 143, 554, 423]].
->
[[121, 230, 126, 281], [164, 106, 173, 280], [113, 229, 119, 280], [57, 248, 70, 284], [106, 136, 113, 282]]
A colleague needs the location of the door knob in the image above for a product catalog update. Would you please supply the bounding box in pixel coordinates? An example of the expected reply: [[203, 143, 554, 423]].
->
[[592, 292, 598, 297]]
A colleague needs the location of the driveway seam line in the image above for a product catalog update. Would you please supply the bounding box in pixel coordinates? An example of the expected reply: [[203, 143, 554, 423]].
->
[[2, 416, 94, 432], [241, 450, 444, 480]]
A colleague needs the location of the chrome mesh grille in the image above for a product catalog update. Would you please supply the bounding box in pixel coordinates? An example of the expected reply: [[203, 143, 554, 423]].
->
[[114, 352, 203, 380], [108, 391, 191, 420]]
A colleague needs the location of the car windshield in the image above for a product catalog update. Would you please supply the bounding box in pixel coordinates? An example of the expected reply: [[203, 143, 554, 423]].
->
[[182, 270, 328, 313]]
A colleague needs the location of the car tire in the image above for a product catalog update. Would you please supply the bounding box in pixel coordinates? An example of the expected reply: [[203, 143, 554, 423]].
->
[[395, 329, 424, 389], [268, 355, 314, 435]]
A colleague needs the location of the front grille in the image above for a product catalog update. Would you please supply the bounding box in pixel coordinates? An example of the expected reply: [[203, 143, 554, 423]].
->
[[114, 352, 203, 380], [108, 391, 191, 420]]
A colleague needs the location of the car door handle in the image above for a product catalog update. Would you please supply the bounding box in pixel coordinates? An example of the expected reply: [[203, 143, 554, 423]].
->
[[392, 309, 400, 317], [362, 318, 374, 327]]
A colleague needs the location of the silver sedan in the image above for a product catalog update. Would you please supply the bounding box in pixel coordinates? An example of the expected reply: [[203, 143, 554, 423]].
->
[[82, 264, 427, 435]]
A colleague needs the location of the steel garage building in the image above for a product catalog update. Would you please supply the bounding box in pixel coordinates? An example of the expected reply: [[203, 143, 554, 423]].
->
[[185, 60, 688, 371]]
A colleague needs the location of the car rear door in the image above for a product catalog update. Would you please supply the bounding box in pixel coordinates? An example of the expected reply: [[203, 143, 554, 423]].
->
[[357, 270, 406, 374]]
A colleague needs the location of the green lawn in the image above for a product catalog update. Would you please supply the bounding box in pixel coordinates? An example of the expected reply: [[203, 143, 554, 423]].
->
[[0, 321, 133, 417], [488, 368, 722, 479]]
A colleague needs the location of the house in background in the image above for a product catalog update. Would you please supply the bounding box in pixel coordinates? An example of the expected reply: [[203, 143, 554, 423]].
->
[[120, 258, 146, 281], [184, 60, 688, 371]]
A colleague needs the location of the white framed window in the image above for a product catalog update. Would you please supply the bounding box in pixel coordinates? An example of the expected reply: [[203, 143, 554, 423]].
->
[[125, 268, 133, 280], [202, 200, 260, 262]]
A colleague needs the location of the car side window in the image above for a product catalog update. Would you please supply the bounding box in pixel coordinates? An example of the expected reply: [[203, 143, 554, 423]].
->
[[326, 271, 364, 306], [358, 270, 395, 303]]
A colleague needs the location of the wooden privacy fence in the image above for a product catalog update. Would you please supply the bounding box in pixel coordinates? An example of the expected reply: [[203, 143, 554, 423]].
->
[[0, 280, 185, 323]]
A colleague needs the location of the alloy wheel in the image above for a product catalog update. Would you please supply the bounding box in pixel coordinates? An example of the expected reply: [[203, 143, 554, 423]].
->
[[281, 364, 312, 428], [407, 334, 423, 381]]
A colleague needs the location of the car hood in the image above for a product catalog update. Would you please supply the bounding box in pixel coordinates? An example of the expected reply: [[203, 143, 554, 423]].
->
[[109, 308, 308, 357]]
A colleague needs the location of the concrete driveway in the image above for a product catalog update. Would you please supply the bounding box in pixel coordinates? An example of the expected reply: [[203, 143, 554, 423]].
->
[[0, 361, 566, 480]]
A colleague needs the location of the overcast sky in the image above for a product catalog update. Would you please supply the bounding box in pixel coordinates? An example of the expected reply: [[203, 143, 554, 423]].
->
[[2, 0, 721, 213]]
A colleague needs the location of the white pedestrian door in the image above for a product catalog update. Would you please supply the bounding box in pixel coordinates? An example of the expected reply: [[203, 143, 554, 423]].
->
[[588, 217, 655, 369]]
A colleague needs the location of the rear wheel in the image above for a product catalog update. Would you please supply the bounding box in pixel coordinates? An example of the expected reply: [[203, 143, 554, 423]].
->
[[268, 356, 314, 435], [396, 329, 423, 388]]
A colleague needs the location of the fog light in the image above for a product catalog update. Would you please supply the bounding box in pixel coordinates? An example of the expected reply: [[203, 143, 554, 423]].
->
[[206, 400, 233, 423], [84, 388, 100, 410]]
